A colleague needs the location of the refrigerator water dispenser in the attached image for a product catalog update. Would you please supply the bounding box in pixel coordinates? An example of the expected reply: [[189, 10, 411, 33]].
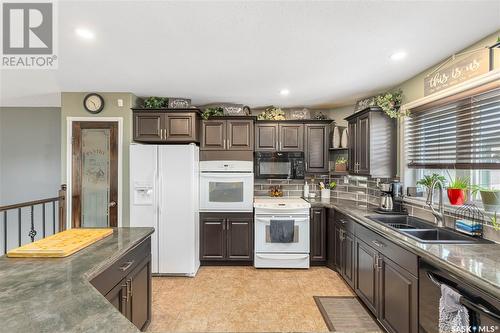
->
[[133, 182, 154, 205]]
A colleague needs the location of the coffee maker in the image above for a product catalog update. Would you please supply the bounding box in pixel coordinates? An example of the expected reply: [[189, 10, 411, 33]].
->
[[376, 181, 406, 214]]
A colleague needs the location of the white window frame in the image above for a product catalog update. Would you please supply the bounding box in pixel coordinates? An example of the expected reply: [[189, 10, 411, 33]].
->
[[399, 69, 500, 190]]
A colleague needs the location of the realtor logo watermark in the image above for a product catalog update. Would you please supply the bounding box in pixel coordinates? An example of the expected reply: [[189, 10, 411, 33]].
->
[[1, 1, 58, 69]]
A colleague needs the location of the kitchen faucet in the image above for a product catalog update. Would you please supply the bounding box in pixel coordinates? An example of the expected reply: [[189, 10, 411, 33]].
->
[[426, 179, 445, 227]]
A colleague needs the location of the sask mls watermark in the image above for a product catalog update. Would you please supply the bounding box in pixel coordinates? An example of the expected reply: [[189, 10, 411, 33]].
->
[[1, 1, 58, 69]]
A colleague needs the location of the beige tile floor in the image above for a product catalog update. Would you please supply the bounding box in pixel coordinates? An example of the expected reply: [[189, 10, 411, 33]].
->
[[149, 266, 354, 332]]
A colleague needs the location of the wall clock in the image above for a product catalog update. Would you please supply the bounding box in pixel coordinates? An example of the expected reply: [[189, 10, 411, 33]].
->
[[83, 93, 105, 114]]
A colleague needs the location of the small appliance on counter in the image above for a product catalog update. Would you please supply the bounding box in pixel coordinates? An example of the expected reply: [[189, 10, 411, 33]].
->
[[254, 197, 311, 268], [375, 181, 407, 214]]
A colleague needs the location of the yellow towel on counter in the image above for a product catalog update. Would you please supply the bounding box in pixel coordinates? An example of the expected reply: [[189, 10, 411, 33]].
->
[[6, 228, 113, 258]]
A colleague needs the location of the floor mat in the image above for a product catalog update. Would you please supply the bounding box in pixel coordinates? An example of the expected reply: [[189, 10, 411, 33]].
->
[[314, 296, 384, 332]]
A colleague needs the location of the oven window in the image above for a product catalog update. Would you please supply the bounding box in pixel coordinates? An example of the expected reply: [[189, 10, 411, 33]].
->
[[259, 161, 291, 176], [209, 182, 244, 202]]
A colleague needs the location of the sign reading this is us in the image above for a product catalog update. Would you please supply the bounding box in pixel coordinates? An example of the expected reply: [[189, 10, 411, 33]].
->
[[424, 49, 490, 96]]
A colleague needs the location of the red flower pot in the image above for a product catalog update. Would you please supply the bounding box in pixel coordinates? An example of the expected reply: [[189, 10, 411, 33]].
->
[[447, 188, 465, 206]]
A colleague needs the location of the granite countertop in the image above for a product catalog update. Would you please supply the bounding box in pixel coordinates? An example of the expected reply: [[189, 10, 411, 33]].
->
[[305, 197, 500, 299], [0, 227, 154, 333]]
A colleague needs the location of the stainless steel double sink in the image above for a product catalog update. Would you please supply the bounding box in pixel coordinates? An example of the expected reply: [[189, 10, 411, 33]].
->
[[367, 215, 484, 244]]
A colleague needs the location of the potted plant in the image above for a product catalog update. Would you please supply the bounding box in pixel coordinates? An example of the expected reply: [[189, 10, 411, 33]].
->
[[416, 173, 446, 202], [143, 97, 168, 108], [201, 107, 224, 120], [370, 89, 409, 119], [319, 181, 336, 199], [335, 157, 348, 172], [257, 106, 286, 120], [446, 175, 469, 206], [471, 185, 500, 212]]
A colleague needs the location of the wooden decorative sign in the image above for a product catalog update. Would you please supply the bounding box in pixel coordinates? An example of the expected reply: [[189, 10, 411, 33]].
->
[[424, 49, 490, 96]]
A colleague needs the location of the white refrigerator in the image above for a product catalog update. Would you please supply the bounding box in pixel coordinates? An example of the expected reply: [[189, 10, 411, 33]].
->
[[130, 144, 200, 276]]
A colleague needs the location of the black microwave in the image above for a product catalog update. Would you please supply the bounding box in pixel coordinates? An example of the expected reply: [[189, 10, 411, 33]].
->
[[254, 152, 305, 179]]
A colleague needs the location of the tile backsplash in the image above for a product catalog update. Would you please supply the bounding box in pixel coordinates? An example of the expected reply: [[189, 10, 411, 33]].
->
[[253, 173, 500, 243], [254, 174, 329, 197]]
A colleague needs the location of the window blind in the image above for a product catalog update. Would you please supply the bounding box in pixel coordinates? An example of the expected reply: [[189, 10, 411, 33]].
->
[[406, 82, 500, 169]]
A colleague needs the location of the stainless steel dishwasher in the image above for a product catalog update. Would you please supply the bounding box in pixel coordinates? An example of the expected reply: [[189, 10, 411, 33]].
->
[[419, 259, 500, 333]]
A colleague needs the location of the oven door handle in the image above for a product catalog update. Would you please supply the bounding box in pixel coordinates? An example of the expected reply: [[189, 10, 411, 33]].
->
[[200, 173, 253, 177], [460, 298, 500, 321]]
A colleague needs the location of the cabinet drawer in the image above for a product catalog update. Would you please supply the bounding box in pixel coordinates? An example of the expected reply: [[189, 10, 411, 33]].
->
[[91, 238, 151, 295], [334, 211, 355, 234], [356, 224, 417, 276]]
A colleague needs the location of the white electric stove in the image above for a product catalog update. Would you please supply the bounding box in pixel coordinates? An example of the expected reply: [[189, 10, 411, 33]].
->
[[254, 197, 311, 269]]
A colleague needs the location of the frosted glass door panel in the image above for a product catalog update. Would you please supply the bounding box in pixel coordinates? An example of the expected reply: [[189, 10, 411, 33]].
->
[[81, 128, 111, 227]]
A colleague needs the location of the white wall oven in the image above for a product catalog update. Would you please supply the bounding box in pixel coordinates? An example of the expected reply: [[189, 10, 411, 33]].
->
[[200, 161, 254, 212]]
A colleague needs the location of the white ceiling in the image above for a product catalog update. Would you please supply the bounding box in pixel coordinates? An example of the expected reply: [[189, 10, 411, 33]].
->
[[1, 1, 499, 108]]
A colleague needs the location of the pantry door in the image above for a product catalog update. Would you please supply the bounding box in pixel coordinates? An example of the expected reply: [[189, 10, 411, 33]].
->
[[72, 121, 118, 228]]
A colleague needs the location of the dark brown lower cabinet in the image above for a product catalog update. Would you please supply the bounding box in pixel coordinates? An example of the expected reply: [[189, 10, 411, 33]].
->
[[310, 207, 326, 263], [327, 209, 419, 333], [355, 238, 378, 315], [326, 209, 336, 270], [342, 231, 355, 288], [333, 221, 355, 288], [353, 235, 418, 333], [378, 256, 418, 333], [91, 237, 151, 331], [200, 212, 253, 263]]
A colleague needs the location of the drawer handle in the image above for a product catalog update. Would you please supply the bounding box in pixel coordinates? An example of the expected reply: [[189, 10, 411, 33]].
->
[[118, 261, 135, 272], [372, 240, 385, 248]]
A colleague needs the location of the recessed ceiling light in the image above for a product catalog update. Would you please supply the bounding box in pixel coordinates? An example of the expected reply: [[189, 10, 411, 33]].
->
[[280, 89, 290, 96], [75, 28, 95, 40], [390, 51, 407, 61]]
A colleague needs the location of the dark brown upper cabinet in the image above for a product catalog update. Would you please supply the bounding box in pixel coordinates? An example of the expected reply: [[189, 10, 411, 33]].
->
[[345, 106, 396, 178], [305, 123, 329, 173], [310, 207, 326, 263], [201, 118, 254, 151], [132, 109, 200, 144], [279, 124, 304, 151], [227, 119, 254, 151], [201, 120, 226, 150], [133, 112, 163, 142], [255, 123, 278, 151]]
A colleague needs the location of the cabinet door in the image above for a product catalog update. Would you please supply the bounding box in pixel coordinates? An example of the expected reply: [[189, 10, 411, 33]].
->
[[201, 120, 226, 150], [227, 120, 254, 151], [334, 223, 343, 271], [357, 114, 370, 175], [255, 123, 278, 151], [105, 278, 128, 317], [347, 120, 357, 173], [227, 216, 253, 260], [129, 258, 151, 331], [200, 216, 226, 260], [279, 124, 304, 151], [378, 257, 418, 333], [326, 209, 336, 270], [133, 113, 163, 142], [355, 239, 378, 315], [342, 231, 355, 288], [305, 124, 329, 172], [310, 208, 326, 262], [165, 112, 198, 142]]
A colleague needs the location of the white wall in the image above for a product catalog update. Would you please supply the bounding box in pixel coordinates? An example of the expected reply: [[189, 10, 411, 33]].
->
[[0, 107, 61, 205]]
